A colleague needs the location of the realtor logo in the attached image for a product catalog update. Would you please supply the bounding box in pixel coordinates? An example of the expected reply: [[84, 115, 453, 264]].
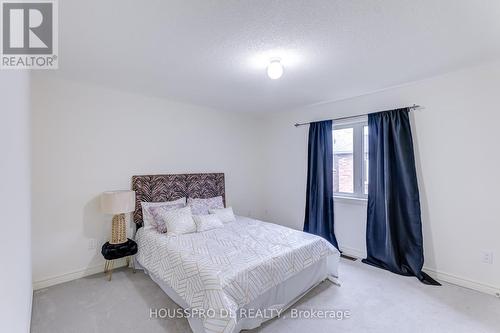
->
[[1, 0, 58, 69]]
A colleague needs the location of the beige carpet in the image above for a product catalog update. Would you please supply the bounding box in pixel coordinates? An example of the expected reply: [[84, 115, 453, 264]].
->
[[31, 259, 500, 333]]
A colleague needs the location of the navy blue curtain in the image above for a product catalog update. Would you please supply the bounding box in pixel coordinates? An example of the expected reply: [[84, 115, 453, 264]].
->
[[362, 109, 440, 285], [303, 120, 339, 249]]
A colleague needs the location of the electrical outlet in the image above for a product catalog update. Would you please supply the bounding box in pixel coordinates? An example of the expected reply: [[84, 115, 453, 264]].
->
[[480, 250, 493, 264], [88, 238, 97, 250]]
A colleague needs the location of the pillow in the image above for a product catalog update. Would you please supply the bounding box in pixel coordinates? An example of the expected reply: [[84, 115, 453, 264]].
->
[[187, 196, 224, 215], [148, 204, 185, 233], [160, 206, 196, 236], [209, 207, 236, 223], [141, 198, 186, 229], [193, 214, 224, 232]]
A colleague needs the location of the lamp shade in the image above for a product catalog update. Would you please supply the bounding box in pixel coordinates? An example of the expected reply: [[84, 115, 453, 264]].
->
[[100, 190, 135, 215]]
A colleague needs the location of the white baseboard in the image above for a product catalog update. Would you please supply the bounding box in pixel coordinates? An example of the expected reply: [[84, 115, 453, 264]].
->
[[32, 255, 500, 299], [33, 259, 127, 290], [423, 267, 500, 297], [28, 286, 33, 331], [339, 245, 366, 259], [338, 245, 500, 298]]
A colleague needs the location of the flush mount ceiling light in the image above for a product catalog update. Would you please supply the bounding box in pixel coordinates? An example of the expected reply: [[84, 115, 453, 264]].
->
[[267, 58, 284, 79]]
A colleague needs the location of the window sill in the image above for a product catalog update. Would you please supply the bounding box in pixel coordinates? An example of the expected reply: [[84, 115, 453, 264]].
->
[[334, 195, 368, 205]]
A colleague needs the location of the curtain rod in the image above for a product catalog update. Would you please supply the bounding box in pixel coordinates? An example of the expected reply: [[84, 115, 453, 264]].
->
[[294, 104, 421, 127]]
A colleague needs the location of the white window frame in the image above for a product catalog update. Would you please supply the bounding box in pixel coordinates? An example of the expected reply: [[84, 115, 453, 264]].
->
[[333, 116, 368, 200]]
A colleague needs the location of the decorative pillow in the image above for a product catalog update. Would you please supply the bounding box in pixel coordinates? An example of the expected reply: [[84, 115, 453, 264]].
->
[[161, 206, 196, 236], [187, 196, 224, 215], [141, 198, 186, 229], [148, 204, 185, 233], [209, 207, 236, 223], [193, 214, 224, 232]]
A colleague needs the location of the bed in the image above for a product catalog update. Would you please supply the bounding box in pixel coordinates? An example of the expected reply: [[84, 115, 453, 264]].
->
[[132, 173, 340, 333]]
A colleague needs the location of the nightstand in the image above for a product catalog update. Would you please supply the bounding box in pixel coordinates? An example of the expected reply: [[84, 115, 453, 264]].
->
[[101, 238, 138, 281]]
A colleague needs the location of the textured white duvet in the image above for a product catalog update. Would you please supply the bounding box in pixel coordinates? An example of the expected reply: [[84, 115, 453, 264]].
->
[[136, 216, 339, 333]]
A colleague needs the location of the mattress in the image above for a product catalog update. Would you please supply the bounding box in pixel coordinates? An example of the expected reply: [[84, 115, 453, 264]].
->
[[136, 216, 340, 333]]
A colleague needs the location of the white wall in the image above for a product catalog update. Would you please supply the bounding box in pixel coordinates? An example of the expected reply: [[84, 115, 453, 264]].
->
[[0, 72, 32, 332], [261, 61, 500, 295], [31, 61, 500, 296], [31, 75, 266, 288]]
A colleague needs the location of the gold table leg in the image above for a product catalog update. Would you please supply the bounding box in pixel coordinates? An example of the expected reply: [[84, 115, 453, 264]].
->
[[131, 256, 136, 273], [108, 260, 114, 281], [104, 260, 114, 281], [104, 256, 136, 281], [126, 256, 137, 273]]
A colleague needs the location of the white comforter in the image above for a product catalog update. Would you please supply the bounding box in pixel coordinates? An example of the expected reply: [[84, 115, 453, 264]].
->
[[136, 216, 339, 333]]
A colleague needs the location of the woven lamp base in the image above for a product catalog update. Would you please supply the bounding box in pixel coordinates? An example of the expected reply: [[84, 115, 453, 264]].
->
[[110, 213, 127, 244]]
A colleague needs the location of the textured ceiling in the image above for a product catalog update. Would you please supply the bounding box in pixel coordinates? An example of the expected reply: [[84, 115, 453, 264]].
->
[[51, 0, 500, 112]]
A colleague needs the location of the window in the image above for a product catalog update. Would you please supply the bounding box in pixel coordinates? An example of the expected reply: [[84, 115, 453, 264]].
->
[[333, 117, 369, 199]]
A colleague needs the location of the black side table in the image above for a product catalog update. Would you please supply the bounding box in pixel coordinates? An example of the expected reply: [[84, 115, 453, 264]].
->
[[101, 238, 138, 281]]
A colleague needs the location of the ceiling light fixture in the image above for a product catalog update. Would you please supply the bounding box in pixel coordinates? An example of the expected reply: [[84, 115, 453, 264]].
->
[[267, 58, 284, 79]]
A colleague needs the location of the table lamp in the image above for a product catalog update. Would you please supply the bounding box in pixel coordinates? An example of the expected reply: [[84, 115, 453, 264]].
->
[[100, 190, 136, 244]]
